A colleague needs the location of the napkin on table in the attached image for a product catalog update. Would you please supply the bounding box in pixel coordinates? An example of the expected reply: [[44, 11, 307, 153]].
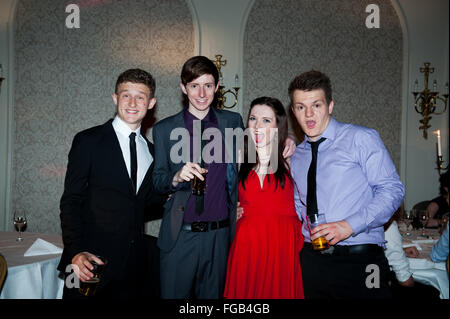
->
[[402, 243, 422, 251], [24, 238, 63, 257], [408, 257, 447, 271], [411, 239, 437, 245]]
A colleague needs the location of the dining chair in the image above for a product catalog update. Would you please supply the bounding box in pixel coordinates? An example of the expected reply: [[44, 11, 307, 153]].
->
[[0, 253, 7, 292]]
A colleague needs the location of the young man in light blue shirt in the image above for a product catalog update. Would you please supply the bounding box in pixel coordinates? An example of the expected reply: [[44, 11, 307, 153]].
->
[[289, 70, 405, 299]]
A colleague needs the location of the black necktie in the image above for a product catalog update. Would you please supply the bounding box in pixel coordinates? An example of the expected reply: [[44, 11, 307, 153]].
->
[[306, 137, 326, 216], [195, 121, 206, 215], [129, 132, 137, 192]]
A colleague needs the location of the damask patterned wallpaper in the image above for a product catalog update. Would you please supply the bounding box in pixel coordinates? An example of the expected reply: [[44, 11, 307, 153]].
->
[[243, 0, 403, 167], [13, 0, 194, 234], [12, 0, 403, 235]]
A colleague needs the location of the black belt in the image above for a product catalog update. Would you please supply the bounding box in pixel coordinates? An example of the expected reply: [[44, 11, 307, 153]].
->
[[304, 242, 383, 256], [182, 219, 230, 232]]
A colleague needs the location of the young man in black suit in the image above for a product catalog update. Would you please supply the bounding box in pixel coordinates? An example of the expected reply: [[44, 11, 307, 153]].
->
[[59, 69, 165, 299]]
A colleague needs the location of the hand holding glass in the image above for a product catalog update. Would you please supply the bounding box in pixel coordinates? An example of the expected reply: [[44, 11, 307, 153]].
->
[[308, 214, 330, 251], [78, 256, 108, 297]]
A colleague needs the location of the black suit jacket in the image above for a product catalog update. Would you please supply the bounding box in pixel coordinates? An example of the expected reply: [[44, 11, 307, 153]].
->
[[58, 119, 164, 288], [152, 108, 244, 252]]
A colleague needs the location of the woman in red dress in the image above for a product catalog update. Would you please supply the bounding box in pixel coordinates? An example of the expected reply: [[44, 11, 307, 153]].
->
[[224, 97, 304, 299]]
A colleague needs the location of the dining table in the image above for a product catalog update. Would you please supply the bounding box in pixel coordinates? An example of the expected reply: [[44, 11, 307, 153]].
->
[[0, 231, 65, 299], [399, 224, 449, 299]]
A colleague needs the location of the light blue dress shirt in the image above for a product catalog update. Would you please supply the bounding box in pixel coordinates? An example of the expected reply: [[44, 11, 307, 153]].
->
[[430, 223, 449, 263], [291, 117, 405, 247]]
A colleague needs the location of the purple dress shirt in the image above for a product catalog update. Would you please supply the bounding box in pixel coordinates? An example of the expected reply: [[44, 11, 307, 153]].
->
[[183, 108, 228, 223], [291, 117, 404, 247]]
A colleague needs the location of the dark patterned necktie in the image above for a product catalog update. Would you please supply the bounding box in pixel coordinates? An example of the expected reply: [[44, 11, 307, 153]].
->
[[129, 132, 137, 192], [306, 137, 326, 216], [195, 121, 206, 215]]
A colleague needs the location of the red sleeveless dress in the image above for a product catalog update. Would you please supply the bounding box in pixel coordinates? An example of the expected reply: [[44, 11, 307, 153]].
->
[[224, 171, 304, 299]]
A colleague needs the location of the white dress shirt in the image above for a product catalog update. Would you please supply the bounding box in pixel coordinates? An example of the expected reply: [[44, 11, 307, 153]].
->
[[112, 116, 153, 193], [384, 221, 413, 283]]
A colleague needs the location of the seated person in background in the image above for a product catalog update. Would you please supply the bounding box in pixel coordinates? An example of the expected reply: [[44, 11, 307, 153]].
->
[[430, 223, 449, 265], [426, 171, 449, 228], [384, 209, 440, 299]]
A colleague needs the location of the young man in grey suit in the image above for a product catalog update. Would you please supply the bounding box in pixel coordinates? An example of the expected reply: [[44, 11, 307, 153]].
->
[[153, 56, 244, 298]]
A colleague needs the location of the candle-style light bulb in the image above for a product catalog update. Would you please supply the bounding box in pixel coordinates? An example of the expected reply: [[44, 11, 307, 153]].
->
[[414, 79, 418, 92], [433, 130, 442, 157], [445, 82, 449, 95], [235, 74, 239, 88], [0, 64, 3, 77], [433, 79, 437, 92]]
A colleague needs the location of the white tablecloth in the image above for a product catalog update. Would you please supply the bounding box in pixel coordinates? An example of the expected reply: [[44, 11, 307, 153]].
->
[[401, 227, 449, 299], [0, 232, 64, 299]]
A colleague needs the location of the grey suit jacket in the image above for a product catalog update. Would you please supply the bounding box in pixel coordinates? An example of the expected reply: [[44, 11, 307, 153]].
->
[[152, 108, 244, 252]]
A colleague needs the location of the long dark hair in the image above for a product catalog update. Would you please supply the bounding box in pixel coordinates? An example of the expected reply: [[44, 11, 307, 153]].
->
[[239, 97, 292, 190]]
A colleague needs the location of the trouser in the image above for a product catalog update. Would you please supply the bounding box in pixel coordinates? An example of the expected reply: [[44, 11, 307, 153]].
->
[[389, 271, 440, 299], [300, 243, 392, 299], [160, 227, 229, 299]]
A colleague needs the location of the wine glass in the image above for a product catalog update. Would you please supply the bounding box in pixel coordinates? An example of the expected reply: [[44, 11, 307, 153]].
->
[[418, 210, 428, 236], [13, 211, 27, 242], [402, 210, 415, 235], [404, 210, 414, 226]]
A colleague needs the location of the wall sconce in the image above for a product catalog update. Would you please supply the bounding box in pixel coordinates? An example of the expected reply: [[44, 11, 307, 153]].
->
[[0, 64, 4, 95], [432, 130, 448, 175], [412, 62, 448, 139], [212, 54, 240, 109]]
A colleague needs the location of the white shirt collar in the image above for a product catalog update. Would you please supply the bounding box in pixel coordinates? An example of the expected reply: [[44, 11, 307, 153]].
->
[[112, 115, 141, 138]]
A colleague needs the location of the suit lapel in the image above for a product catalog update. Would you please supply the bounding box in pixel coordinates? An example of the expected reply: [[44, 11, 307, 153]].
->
[[171, 111, 189, 173], [103, 120, 135, 195], [211, 108, 239, 201], [138, 136, 154, 195], [213, 108, 227, 139], [212, 108, 238, 171]]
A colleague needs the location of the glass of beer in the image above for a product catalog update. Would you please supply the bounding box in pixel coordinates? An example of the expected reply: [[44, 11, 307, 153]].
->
[[192, 171, 207, 196], [78, 256, 107, 297], [308, 213, 330, 251]]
